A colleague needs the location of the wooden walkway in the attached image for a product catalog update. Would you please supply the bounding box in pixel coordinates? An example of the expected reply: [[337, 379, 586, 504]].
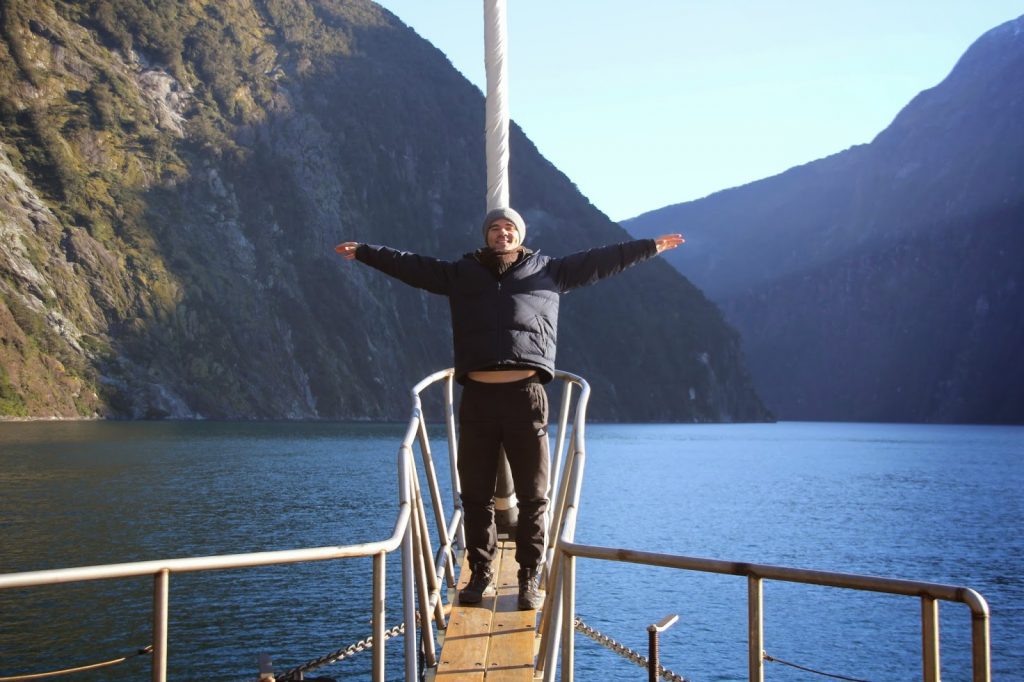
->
[[429, 541, 541, 681]]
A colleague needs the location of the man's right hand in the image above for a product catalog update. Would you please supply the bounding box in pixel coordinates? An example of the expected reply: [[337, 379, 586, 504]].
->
[[335, 242, 359, 260]]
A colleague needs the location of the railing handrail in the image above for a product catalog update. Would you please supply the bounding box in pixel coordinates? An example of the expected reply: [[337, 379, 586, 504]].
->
[[558, 539, 991, 612], [0, 525, 411, 590]]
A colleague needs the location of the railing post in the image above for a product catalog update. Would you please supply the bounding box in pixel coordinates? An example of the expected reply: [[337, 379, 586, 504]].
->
[[152, 569, 169, 682], [971, 605, 991, 682], [444, 374, 466, 552], [539, 550, 563, 679], [540, 433, 583, 667], [922, 596, 940, 682], [748, 575, 764, 682], [411, 481, 438, 666], [543, 429, 577, 574], [372, 551, 386, 681], [417, 413, 455, 590], [401, 456, 419, 682], [561, 553, 576, 682], [545, 380, 574, 537]]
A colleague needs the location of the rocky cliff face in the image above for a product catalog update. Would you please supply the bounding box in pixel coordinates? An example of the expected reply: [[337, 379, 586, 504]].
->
[[0, 0, 769, 422], [626, 16, 1024, 423]]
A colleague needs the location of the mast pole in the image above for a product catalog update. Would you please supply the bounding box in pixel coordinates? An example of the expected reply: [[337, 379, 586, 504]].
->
[[482, 0, 519, 535], [483, 0, 510, 210]]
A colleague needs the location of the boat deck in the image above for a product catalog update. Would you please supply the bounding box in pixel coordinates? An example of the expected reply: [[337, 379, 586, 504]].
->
[[430, 540, 541, 681]]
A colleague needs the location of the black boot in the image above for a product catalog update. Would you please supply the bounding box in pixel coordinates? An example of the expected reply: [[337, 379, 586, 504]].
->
[[460, 562, 494, 604], [517, 566, 543, 610]]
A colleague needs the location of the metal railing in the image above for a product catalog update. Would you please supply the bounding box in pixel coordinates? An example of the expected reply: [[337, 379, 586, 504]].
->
[[0, 368, 591, 682], [12, 369, 982, 682], [536, 442, 993, 682]]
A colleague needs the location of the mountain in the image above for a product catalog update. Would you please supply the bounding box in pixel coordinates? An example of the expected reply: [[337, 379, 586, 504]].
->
[[0, 0, 769, 422], [625, 15, 1024, 423]]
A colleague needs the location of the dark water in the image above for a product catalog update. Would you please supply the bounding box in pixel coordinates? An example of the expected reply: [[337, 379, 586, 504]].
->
[[0, 420, 1020, 681]]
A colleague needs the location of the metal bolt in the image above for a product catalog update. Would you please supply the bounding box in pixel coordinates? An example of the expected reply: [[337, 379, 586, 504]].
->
[[648, 614, 679, 682]]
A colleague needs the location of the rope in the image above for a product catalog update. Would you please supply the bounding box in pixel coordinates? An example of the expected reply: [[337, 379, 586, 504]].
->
[[764, 652, 873, 682], [574, 617, 689, 682], [0, 646, 153, 681], [275, 623, 406, 681]]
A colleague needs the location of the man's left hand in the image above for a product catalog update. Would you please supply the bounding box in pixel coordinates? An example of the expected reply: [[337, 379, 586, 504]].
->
[[654, 234, 684, 253]]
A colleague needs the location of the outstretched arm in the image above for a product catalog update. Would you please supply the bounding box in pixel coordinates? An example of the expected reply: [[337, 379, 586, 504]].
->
[[334, 241, 454, 295], [549, 234, 684, 292]]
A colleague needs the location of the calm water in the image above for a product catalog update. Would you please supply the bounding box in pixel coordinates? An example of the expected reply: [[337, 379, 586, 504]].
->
[[0, 420, 1021, 681]]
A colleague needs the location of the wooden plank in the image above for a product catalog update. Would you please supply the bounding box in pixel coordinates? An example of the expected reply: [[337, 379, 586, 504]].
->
[[435, 541, 540, 681], [483, 586, 538, 681], [435, 554, 495, 680], [485, 542, 540, 681]]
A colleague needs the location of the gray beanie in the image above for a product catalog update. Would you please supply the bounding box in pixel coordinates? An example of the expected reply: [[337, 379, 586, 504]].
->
[[482, 207, 526, 243]]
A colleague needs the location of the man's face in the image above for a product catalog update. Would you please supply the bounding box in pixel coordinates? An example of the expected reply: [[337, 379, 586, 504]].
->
[[486, 219, 521, 253]]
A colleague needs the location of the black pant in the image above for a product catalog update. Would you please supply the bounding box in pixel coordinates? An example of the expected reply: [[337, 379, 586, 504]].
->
[[458, 377, 549, 569]]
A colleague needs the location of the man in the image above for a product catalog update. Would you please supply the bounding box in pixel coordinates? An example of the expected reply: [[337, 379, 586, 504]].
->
[[336, 208, 682, 609]]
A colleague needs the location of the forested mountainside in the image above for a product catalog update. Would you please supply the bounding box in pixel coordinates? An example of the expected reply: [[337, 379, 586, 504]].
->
[[0, 0, 769, 421], [627, 15, 1024, 424]]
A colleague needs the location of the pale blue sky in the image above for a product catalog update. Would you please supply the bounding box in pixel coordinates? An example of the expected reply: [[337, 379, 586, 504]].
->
[[374, 1, 1022, 221]]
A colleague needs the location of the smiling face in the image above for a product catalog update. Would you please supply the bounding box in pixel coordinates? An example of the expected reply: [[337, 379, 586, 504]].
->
[[486, 218, 522, 253]]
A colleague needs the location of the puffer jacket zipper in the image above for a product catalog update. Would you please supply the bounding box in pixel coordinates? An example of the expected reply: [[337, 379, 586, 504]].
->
[[493, 252, 533, 363], [496, 278, 503, 360]]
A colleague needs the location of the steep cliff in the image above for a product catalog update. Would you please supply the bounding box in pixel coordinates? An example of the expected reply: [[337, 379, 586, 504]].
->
[[626, 16, 1024, 423], [0, 0, 769, 421]]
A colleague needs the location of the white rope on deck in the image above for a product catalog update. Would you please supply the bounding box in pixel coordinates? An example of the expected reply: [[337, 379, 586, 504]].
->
[[0, 646, 153, 681]]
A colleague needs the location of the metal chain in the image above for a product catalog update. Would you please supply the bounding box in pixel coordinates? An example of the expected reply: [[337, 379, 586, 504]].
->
[[574, 617, 689, 682], [275, 623, 406, 681]]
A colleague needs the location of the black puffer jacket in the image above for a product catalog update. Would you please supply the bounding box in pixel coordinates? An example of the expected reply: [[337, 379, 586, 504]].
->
[[355, 240, 658, 383]]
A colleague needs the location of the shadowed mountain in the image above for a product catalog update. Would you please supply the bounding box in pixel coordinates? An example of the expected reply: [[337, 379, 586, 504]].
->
[[0, 0, 768, 421], [626, 15, 1024, 423]]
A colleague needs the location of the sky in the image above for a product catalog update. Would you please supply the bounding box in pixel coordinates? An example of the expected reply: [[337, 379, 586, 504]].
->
[[372, 1, 1022, 221]]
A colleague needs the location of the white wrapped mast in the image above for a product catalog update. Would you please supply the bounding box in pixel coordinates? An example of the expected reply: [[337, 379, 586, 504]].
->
[[482, 0, 519, 532], [483, 0, 510, 211]]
